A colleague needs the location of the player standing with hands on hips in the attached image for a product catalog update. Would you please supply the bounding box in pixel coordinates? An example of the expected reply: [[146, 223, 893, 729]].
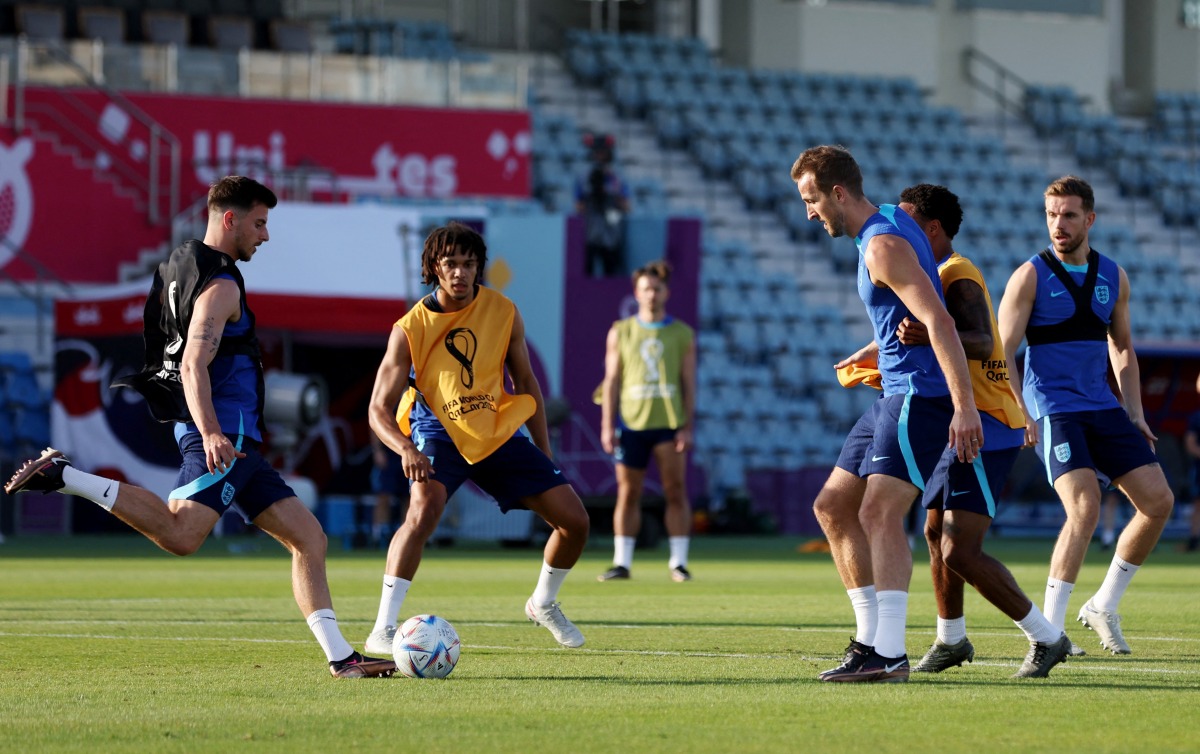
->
[[597, 260, 697, 583]]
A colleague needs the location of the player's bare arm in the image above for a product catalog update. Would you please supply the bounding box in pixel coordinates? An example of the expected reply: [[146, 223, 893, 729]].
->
[[180, 278, 245, 474], [834, 340, 878, 370], [997, 261, 1039, 447], [505, 308, 553, 458], [676, 333, 697, 453], [896, 278, 994, 360], [1106, 265, 1156, 447], [369, 325, 432, 482], [865, 234, 982, 460], [599, 325, 622, 455]]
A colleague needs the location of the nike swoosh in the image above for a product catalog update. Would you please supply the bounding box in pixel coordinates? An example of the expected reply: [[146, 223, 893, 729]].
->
[[871, 455, 889, 462], [950, 490, 970, 497], [1118, 565, 1129, 572], [553, 469, 562, 475], [102, 483, 113, 498], [883, 661, 907, 673], [1049, 290, 1068, 297]]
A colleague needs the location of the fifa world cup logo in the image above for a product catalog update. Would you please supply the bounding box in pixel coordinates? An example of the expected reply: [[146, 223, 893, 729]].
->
[[445, 328, 477, 388], [639, 338, 663, 383]]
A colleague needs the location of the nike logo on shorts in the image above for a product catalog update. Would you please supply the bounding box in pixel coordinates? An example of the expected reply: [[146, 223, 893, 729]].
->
[[871, 455, 889, 462]]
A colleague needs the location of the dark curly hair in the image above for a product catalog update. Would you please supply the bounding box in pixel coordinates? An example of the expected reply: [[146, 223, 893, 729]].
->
[[420, 222, 488, 286], [899, 183, 963, 240]]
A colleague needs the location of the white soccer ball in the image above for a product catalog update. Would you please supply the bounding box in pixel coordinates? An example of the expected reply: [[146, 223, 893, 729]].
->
[[395, 614, 461, 679]]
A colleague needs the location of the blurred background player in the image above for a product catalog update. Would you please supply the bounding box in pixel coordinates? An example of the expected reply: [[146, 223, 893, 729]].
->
[[598, 260, 696, 583], [575, 132, 629, 278], [368, 427, 409, 548]]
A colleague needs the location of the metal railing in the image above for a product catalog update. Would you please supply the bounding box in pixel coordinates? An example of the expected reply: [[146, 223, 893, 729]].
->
[[3, 38, 181, 226]]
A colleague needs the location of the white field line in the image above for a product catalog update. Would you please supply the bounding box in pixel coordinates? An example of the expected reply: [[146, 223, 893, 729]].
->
[[0, 631, 1197, 676], [1, 617, 1199, 645]]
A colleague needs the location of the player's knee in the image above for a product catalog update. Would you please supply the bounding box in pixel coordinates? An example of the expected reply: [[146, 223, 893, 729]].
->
[[813, 491, 852, 528], [1136, 487, 1175, 521], [1064, 502, 1100, 530], [660, 477, 686, 503], [559, 502, 590, 538], [923, 522, 941, 547], [162, 532, 205, 557], [940, 538, 979, 575]]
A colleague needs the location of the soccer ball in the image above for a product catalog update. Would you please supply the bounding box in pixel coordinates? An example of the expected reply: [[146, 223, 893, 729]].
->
[[395, 614, 461, 679]]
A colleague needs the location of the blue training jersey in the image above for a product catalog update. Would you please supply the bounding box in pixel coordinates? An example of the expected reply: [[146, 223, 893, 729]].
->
[[175, 273, 262, 443], [1022, 250, 1120, 420], [855, 204, 948, 398]]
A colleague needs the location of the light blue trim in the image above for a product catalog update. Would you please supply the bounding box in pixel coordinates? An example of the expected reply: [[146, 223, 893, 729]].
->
[[971, 456, 996, 517], [1061, 262, 1088, 273], [636, 316, 674, 329], [170, 414, 246, 500], [1041, 416, 1054, 485], [898, 392, 924, 491]]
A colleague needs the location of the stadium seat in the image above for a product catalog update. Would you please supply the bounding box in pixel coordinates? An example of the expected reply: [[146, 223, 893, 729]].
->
[[77, 6, 125, 44], [210, 15, 255, 50], [142, 10, 189, 47], [270, 19, 312, 53], [15, 4, 64, 40]]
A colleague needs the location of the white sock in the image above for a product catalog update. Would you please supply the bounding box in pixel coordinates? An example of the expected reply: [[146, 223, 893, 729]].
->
[[1043, 578, 1075, 632], [1091, 556, 1139, 612], [613, 535, 635, 569], [306, 608, 355, 663], [372, 575, 411, 632], [873, 590, 908, 659], [668, 536, 689, 569], [531, 560, 570, 607], [1014, 603, 1061, 644], [60, 466, 119, 512], [936, 616, 967, 645], [847, 585, 878, 646]]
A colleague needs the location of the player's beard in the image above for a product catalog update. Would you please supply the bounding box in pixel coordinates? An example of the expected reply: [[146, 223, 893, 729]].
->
[[824, 209, 847, 238], [1053, 233, 1085, 257]]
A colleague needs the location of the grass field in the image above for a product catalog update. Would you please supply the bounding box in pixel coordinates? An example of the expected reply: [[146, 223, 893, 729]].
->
[[1, 533, 1198, 753]]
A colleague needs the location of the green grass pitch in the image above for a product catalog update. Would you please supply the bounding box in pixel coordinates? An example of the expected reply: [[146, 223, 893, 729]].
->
[[1, 534, 1197, 753]]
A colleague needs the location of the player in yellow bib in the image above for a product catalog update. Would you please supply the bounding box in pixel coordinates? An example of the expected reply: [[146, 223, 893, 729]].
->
[[363, 223, 590, 651], [598, 261, 697, 582]]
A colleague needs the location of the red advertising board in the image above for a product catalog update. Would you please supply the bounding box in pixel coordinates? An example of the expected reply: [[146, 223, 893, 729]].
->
[[3, 88, 531, 283]]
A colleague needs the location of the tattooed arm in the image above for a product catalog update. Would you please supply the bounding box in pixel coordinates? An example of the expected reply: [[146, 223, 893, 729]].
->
[[181, 278, 244, 474]]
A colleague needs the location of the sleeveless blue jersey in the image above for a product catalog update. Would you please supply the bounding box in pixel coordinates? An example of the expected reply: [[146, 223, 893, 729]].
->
[[855, 204, 948, 397], [175, 273, 262, 442], [1022, 250, 1120, 419]]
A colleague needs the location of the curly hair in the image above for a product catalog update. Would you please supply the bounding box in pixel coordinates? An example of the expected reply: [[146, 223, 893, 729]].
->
[[420, 222, 488, 286], [899, 183, 963, 239]]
